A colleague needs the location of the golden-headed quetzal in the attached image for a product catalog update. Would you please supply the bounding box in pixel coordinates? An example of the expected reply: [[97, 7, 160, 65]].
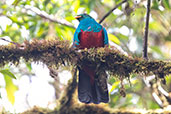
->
[[73, 13, 109, 104]]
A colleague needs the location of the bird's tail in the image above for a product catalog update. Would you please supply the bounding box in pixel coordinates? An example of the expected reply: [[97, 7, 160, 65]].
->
[[78, 65, 109, 104]]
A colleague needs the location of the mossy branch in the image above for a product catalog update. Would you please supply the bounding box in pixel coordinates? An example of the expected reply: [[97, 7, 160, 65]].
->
[[0, 39, 171, 80], [21, 105, 171, 114]]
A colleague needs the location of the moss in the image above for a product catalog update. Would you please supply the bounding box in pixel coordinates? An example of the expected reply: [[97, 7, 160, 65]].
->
[[21, 105, 171, 114], [0, 39, 171, 80]]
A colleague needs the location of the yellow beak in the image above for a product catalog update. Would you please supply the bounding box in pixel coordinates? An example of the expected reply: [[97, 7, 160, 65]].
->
[[75, 15, 82, 19]]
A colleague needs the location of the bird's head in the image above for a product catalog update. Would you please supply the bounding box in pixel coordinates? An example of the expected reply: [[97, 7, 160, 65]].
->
[[75, 13, 93, 22]]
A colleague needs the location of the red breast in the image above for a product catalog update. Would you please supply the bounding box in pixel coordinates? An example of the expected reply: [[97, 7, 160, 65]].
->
[[79, 29, 104, 49]]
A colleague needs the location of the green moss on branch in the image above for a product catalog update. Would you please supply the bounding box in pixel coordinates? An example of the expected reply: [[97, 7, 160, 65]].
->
[[0, 39, 171, 80], [21, 105, 171, 114]]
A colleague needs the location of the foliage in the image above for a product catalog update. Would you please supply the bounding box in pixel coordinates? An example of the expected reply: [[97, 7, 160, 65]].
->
[[0, 69, 18, 104]]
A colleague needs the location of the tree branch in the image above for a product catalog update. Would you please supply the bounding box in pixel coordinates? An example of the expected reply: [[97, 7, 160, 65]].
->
[[99, 0, 128, 24], [22, 105, 171, 114], [0, 38, 19, 45], [0, 39, 170, 79], [143, 0, 151, 59], [23, 6, 76, 29]]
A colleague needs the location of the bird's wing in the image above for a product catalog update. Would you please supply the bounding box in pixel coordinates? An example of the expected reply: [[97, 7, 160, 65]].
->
[[73, 28, 81, 48], [102, 27, 109, 45]]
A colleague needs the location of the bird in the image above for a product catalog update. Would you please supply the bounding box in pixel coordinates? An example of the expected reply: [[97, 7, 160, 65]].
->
[[73, 13, 109, 104]]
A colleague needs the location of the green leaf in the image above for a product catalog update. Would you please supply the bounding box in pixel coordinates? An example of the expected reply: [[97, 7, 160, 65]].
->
[[117, 33, 129, 42], [109, 81, 120, 94], [150, 46, 163, 56], [163, 0, 170, 9], [151, 0, 159, 10], [12, 0, 22, 6], [0, 69, 16, 79], [108, 33, 120, 45], [50, 6, 59, 14], [26, 62, 32, 72], [73, 0, 80, 13], [3, 73, 18, 105], [43, 0, 50, 6], [149, 21, 162, 31]]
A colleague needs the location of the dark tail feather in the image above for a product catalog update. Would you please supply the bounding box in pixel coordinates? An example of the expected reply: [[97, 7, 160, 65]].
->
[[78, 67, 109, 104], [95, 70, 109, 103]]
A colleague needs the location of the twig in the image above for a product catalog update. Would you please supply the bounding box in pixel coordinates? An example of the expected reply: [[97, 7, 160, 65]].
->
[[143, 0, 151, 59], [24, 6, 76, 29], [99, 0, 127, 24], [0, 38, 19, 46]]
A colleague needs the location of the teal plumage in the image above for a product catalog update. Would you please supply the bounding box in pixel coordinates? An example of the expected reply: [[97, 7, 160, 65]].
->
[[73, 14, 109, 104], [73, 14, 108, 47]]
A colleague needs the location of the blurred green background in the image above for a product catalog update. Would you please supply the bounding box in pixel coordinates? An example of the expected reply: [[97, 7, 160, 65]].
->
[[0, 0, 170, 113]]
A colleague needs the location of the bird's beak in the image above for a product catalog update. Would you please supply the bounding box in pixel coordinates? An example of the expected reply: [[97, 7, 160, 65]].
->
[[75, 15, 82, 19]]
